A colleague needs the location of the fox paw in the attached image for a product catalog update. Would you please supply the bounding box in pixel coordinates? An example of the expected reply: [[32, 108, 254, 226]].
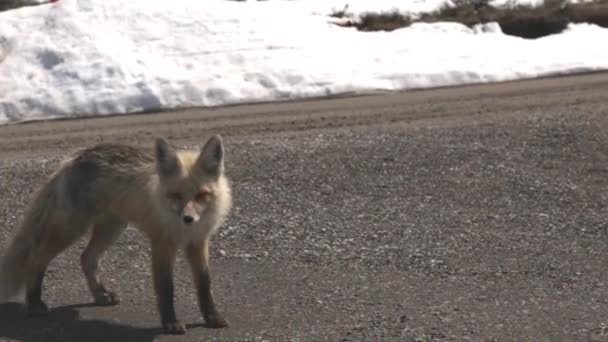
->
[[27, 301, 49, 317], [94, 291, 120, 306], [205, 313, 229, 328], [163, 321, 187, 335]]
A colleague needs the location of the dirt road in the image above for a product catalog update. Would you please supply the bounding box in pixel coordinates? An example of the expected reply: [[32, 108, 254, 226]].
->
[[1, 73, 608, 341]]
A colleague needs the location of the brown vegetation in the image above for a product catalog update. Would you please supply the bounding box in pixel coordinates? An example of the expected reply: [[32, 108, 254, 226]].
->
[[334, 0, 608, 39]]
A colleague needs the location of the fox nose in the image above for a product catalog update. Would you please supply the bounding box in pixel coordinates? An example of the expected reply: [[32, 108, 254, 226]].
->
[[183, 215, 194, 224]]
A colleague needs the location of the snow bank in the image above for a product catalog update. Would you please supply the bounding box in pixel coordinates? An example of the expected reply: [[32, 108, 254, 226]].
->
[[1, 0, 607, 124]]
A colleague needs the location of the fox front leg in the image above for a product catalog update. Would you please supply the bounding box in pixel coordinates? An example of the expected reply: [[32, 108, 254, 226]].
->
[[186, 239, 228, 328], [151, 240, 186, 335]]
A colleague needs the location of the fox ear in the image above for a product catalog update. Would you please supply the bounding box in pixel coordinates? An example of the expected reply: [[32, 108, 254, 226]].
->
[[196, 135, 224, 177], [155, 137, 180, 178]]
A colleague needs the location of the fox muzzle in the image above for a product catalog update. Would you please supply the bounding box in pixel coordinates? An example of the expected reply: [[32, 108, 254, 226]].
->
[[182, 202, 200, 225]]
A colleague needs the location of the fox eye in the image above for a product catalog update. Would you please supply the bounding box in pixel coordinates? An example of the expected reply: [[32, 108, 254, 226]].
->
[[167, 192, 182, 201], [195, 191, 210, 202]]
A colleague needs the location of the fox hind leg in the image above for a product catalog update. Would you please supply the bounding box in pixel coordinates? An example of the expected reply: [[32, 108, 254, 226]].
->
[[81, 216, 127, 306], [25, 264, 51, 316], [26, 221, 89, 316]]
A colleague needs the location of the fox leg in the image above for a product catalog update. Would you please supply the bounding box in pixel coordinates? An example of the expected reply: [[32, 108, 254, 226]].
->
[[151, 239, 185, 335], [26, 222, 86, 316], [25, 263, 50, 316], [81, 216, 126, 306], [186, 239, 228, 328]]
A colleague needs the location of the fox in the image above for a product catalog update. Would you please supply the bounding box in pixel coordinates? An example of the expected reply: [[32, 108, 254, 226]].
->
[[0, 135, 232, 335]]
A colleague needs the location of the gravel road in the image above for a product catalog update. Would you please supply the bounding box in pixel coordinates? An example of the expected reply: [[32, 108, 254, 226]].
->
[[1, 73, 608, 341]]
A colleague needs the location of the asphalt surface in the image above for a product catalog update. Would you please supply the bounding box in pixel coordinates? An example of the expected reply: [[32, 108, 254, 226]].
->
[[1, 73, 608, 341]]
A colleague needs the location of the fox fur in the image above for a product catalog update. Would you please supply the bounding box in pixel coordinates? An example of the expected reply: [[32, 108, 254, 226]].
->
[[0, 135, 232, 334]]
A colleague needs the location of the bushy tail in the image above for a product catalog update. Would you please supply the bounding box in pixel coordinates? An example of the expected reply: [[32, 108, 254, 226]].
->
[[0, 175, 59, 302]]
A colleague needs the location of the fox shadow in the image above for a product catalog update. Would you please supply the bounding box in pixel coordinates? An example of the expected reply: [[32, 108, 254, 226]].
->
[[0, 302, 180, 342]]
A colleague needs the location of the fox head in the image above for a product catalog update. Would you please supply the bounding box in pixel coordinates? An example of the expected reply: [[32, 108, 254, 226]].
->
[[154, 135, 231, 230]]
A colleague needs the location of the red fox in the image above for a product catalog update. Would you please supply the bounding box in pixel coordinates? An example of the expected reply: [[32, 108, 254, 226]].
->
[[0, 136, 232, 334]]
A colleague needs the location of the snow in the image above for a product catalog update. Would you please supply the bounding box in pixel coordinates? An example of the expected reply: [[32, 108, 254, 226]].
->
[[0, 0, 607, 125]]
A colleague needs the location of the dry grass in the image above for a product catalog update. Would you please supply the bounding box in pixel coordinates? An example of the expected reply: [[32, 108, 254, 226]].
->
[[0, 0, 24, 12], [570, 1, 608, 26], [339, 11, 412, 32], [335, 0, 608, 39], [0, 0, 52, 12]]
